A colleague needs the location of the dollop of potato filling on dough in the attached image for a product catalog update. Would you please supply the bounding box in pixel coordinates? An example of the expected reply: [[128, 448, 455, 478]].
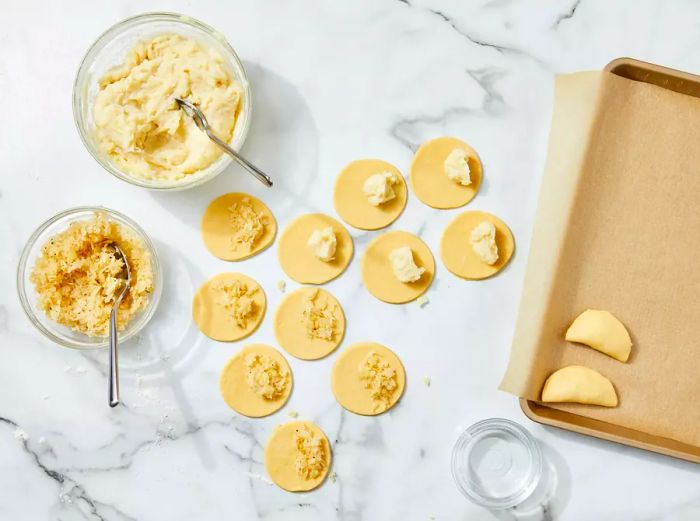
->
[[213, 279, 256, 328], [228, 198, 266, 252], [302, 289, 337, 341], [294, 425, 328, 479], [94, 34, 243, 181], [244, 353, 288, 400], [358, 351, 399, 413], [307, 227, 337, 262], [362, 171, 398, 206], [30, 213, 154, 337], [469, 221, 499, 265], [443, 148, 472, 185], [389, 246, 425, 283]]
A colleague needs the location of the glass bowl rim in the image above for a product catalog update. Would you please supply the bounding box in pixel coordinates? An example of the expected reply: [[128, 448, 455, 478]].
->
[[451, 417, 543, 509], [16, 205, 163, 350], [72, 11, 252, 191]]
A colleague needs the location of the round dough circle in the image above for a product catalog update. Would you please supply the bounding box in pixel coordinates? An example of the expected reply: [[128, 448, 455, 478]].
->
[[192, 272, 266, 341], [333, 159, 407, 230], [440, 211, 515, 280], [410, 137, 482, 209], [278, 213, 353, 284], [331, 342, 406, 416], [361, 231, 435, 304], [201, 192, 277, 261], [274, 287, 346, 360], [264, 421, 332, 492], [219, 344, 292, 417]]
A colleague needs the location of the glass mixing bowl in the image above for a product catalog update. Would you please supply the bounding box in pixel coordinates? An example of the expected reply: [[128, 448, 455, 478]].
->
[[17, 206, 163, 349], [72, 12, 252, 191], [451, 418, 544, 509]]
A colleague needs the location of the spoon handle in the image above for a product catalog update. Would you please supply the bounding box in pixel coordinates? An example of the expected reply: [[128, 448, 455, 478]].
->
[[108, 307, 120, 408], [206, 130, 273, 187]]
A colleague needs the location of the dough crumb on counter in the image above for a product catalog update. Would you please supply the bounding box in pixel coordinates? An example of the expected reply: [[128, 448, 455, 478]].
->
[[422, 376, 431, 387], [389, 246, 425, 282], [417, 295, 429, 307], [287, 410, 299, 418], [363, 171, 398, 206], [444, 148, 472, 185], [244, 352, 289, 400], [470, 221, 499, 265], [328, 471, 338, 483], [307, 227, 337, 262], [276, 280, 287, 293]]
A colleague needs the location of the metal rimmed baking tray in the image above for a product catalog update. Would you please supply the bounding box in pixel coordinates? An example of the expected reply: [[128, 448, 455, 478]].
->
[[516, 58, 700, 464]]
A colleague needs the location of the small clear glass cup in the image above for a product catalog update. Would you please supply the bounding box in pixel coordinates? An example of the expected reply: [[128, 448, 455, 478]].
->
[[451, 418, 544, 510], [72, 12, 252, 191], [17, 206, 163, 350]]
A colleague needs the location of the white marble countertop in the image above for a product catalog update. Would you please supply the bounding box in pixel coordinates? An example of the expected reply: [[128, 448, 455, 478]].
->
[[2, 1, 700, 519]]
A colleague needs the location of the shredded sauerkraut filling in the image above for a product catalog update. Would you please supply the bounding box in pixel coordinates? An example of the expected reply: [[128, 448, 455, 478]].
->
[[30, 212, 154, 336]]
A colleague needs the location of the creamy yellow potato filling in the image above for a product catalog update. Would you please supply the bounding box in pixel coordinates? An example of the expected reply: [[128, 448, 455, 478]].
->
[[94, 34, 243, 182]]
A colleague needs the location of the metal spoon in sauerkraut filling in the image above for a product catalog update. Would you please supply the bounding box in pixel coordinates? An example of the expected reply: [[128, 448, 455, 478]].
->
[[30, 212, 154, 337]]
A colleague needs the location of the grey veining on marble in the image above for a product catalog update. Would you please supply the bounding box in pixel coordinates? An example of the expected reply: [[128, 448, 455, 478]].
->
[[2, 1, 700, 520]]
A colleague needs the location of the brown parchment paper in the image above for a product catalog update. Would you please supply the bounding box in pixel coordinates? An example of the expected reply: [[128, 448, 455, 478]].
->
[[500, 71, 700, 447]]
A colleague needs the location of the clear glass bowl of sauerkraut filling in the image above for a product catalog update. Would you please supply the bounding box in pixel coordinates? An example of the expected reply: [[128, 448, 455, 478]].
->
[[17, 207, 162, 349], [73, 12, 252, 190]]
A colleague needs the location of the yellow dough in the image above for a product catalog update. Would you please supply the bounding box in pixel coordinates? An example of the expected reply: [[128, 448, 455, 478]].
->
[[333, 159, 407, 230], [94, 34, 243, 182], [264, 421, 332, 492], [541, 365, 618, 407], [274, 287, 346, 360], [440, 211, 514, 280], [410, 137, 483, 209], [219, 344, 292, 417], [192, 272, 266, 341], [331, 342, 406, 415], [566, 309, 632, 362], [201, 193, 276, 261], [278, 213, 353, 284], [362, 231, 434, 303]]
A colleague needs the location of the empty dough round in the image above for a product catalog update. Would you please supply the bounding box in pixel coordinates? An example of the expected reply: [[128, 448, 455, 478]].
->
[[333, 159, 407, 230], [440, 211, 515, 280], [274, 287, 346, 360], [361, 231, 435, 303], [219, 344, 292, 417], [410, 137, 483, 209], [331, 342, 406, 416], [278, 213, 353, 284], [264, 421, 332, 492], [192, 272, 266, 341], [201, 192, 277, 261]]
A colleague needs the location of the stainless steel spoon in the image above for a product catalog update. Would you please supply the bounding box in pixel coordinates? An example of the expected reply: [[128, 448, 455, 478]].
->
[[107, 242, 131, 408], [174, 97, 273, 187]]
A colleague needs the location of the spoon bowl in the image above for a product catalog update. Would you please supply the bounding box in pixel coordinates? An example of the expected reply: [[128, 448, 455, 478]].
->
[[175, 97, 273, 187]]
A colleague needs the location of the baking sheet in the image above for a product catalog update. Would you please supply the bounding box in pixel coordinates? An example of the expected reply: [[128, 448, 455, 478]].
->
[[500, 69, 700, 448]]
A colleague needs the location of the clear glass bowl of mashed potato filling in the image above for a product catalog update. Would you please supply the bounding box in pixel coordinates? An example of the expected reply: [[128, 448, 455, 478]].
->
[[73, 13, 251, 190], [17, 207, 162, 349]]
